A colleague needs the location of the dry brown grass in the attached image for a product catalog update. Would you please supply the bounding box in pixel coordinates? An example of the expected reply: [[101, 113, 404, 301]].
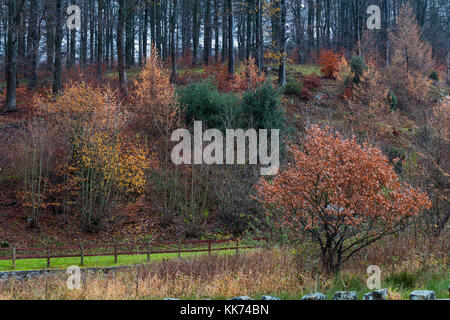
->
[[0, 248, 319, 300], [0, 234, 448, 300]]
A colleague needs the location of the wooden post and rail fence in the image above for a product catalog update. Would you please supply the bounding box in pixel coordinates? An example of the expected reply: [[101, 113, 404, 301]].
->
[[0, 238, 267, 270]]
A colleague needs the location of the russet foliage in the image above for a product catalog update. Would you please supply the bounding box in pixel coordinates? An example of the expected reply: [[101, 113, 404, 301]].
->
[[28, 83, 150, 231], [387, 3, 433, 112], [232, 56, 266, 92], [256, 125, 432, 272], [318, 49, 340, 79], [348, 61, 390, 131], [132, 45, 180, 139]]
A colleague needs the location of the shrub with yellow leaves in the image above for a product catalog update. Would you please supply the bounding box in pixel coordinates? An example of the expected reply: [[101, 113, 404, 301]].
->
[[32, 82, 150, 231], [72, 130, 149, 232], [334, 56, 353, 86], [333, 56, 353, 98], [265, 50, 288, 66], [38, 82, 127, 135]]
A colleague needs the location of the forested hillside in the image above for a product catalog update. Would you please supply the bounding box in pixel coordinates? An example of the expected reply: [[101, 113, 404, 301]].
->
[[0, 0, 448, 300]]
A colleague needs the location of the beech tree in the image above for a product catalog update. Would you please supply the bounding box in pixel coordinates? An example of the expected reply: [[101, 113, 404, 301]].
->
[[256, 126, 432, 273]]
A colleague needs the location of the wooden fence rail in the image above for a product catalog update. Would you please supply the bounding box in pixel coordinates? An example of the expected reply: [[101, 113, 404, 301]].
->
[[0, 238, 267, 270]]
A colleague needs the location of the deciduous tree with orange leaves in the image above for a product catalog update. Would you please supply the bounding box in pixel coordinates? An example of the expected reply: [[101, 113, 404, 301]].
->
[[131, 45, 179, 140], [256, 126, 432, 274], [318, 49, 340, 79], [232, 56, 266, 92], [387, 3, 432, 112]]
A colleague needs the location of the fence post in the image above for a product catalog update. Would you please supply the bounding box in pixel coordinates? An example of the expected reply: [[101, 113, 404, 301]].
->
[[114, 243, 118, 264], [236, 239, 240, 256], [12, 247, 16, 270], [47, 247, 51, 268], [80, 244, 84, 266], [147, 241, 151, 262], [208, 240, 212, 257], [178, 238, 182, 259]]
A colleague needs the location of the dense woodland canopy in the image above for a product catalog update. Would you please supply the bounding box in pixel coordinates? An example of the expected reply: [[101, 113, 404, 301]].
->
[[0, 0, 449, 110]]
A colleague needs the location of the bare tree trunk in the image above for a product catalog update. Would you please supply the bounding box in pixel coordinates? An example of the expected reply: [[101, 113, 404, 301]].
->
[[307, 0, 315, 57], [246, 0, 252, 59], [118, 0, 128, 96], [138, 8, 143, 66], [170, 0, 178, 82], [161, 1, 168, 59], [213, 0, 219, 63], [255, 0, 262, 70], [227, 0, 234, 75], [156, 0, 162, 54], [125, 1, 133, 67], [385, 0, 391, 67], [97, 0, 103, 77], [17, 2, 26, 81], [89, 0, 95, 64], [151, 0, 156, 46], [27, 0, 39, 90], [80, 0, 88, 66], [45, 0, 55, 72], [192, 0, 200, 65], [204, 0, 212, 65], [325, 0, 331, 48], [278, 0, 286, 86], [221, 0, 228, 63], [143, 0, 149, 64], [52, 0, 63, 94], [5, 0, 24, 111], [315, 0, 321, 48]]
